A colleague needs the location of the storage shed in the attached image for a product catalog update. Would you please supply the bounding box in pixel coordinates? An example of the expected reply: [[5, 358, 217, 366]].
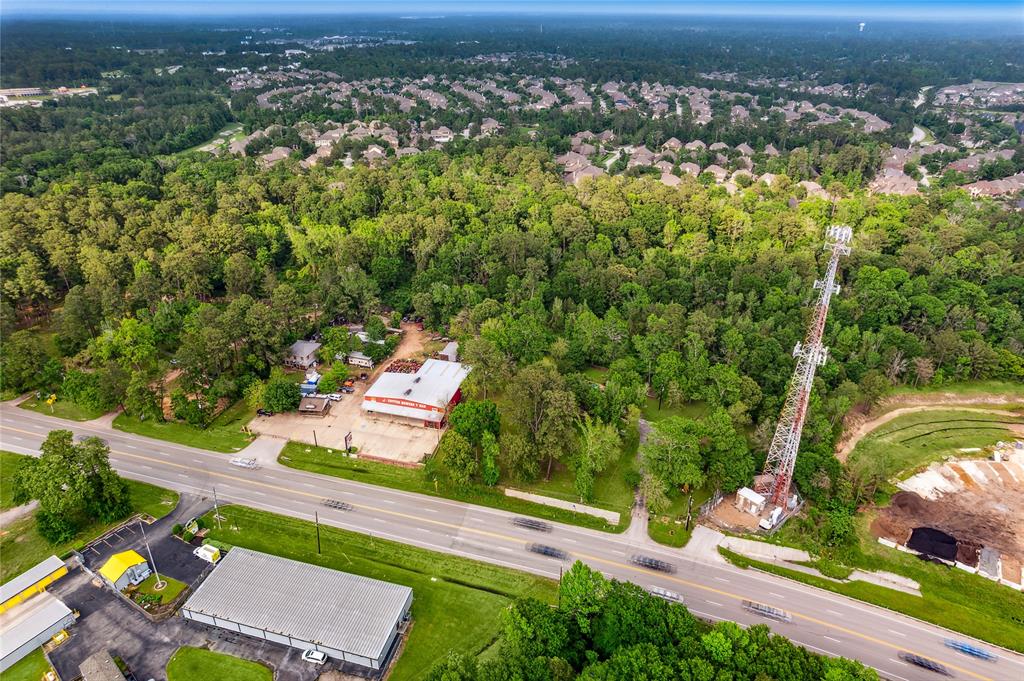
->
[[0, 555, 67, 615], [0, 591, 76, 672], [181, 548, 413, 670]]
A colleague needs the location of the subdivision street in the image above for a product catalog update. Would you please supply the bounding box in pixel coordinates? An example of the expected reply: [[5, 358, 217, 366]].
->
[[3, 405, 1022, 681]]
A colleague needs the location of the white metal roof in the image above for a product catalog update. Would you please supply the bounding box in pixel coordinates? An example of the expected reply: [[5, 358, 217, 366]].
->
[[181, 548, 411, 660], [737, 487, 766, 505], [0, 555, 64, 604], [0, 591, 73, 659], [363, 359, 469, 411]]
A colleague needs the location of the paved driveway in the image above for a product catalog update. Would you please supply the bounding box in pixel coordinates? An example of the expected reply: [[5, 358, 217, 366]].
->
[[80, 495, 212, 585]]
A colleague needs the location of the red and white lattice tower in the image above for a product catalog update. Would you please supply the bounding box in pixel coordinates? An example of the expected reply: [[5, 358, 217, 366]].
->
[[755, 225, 853, 508]]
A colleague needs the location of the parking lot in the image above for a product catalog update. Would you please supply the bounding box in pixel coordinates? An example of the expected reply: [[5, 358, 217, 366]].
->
[[79, 495, 211, 585], [249, 324, 443, 464]]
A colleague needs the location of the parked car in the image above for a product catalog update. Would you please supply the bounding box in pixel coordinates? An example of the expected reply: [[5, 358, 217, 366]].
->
[[193, 544, 221, 564], [512, 517, 553, 532], [647, 586, 684, 603], [301, 649, 328, 665], [527, 543, 567, 560], [630, 555, 676, 573], [944, 639, 997, 661], [256, 409, 274, 417], [742, 600, 792, 622], [229, 457, 259, 469], [326, 393, 343, 402], [898, 652, 951, 675], [340, 386, 355, 394], [359, 372, 369, 380]]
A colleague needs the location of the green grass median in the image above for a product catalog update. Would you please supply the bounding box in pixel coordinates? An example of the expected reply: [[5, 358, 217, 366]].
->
[[166, 647, 272, 681]]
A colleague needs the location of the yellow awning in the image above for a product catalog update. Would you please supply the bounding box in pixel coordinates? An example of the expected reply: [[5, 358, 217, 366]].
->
[[98, 550, 147, 583]]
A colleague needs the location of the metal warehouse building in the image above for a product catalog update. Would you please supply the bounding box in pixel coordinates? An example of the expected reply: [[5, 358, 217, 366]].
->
[[362, 359, 470, 427], [181, 548, 413, 670]]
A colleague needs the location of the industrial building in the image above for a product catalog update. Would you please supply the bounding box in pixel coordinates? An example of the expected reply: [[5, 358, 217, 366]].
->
[[181, 548, 413, 670], [362, 359, 469, 427], [98, 550, 151, 591], [0, 556, 75, 673]]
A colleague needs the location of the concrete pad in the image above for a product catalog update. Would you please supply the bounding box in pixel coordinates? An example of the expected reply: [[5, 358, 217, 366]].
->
[[719, 536, 811, 563], [504, 489, 620, 525], [679, 525, 727, 564]]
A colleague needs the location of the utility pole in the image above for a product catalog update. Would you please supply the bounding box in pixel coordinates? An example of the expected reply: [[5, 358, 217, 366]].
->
[[755, 225, 852, 510], [212, 485, 222, 530], [315, 512, 321, 554], [139, 519, 165, 589]]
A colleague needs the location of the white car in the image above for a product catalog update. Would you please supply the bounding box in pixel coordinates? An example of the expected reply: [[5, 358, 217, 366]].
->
[[648, 586, 684, 603], [229, 457, 259, 469], [193, 544, 221, 564], [326, 393, 343, 402], [301, 649, 327, 665]]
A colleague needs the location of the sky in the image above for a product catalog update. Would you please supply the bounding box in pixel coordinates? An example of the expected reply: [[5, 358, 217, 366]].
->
[[2, 0, 1022, 22]]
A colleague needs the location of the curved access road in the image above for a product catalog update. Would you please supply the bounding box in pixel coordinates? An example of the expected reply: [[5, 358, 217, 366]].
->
[[3, 405, 1022, 681]]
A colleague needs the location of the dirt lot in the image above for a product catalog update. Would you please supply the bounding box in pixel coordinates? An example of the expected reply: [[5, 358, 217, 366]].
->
[[870, 455, 1024, 581], [248, 323, 445, 464]]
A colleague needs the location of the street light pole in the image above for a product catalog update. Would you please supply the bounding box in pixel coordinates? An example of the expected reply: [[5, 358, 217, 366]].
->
[[212, 485, 222, 530], [139, 519, 165, 589]]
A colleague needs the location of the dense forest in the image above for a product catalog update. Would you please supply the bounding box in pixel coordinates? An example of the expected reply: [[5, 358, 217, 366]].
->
[[426, 561, 878, 680], [2, 142, 1022, 547]]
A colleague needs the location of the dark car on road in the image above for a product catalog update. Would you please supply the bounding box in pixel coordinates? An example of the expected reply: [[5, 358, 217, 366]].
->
[[512, 517, 553, 532], [898, 652, 952, 675], [630, 555, 676, 573], [527, 544, 567, 560], [321, 499, 354, 511]]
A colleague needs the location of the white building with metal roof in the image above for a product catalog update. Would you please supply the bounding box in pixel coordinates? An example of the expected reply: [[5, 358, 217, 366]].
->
[[361, 359, 470, 427], [0, 591, 76, 672], [180, 548, 412, 670]]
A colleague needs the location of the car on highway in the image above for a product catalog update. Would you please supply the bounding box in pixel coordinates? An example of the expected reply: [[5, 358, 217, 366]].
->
[[229, 457, 259, 469], [511, 517, 553, 532], [647, 586, 684, 603], [301, 649, 327, 665], [630, 555, 676, 573], [321, 498, 354, 511], [742, 600, 792, 622], [944, 639, 996, 662], [898, 652, 952, 675], [527, 543, 567, 559]]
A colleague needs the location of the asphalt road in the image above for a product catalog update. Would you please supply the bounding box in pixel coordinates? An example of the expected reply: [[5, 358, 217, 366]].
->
[[3, 405, 1023, 681]]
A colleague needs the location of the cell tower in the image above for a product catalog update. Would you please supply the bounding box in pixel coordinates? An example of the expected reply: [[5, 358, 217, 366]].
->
[[755, 225, 853, 508]]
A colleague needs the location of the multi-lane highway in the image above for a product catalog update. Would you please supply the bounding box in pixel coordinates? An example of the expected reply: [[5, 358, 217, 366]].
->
[[3, 405, 1022, 681]]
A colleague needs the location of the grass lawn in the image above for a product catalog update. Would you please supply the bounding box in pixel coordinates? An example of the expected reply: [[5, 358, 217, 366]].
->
[[18, 395, 107, 422], [1, 647, 52, 681], [1, 451, 30, 510], [280, 442, 625, 533], [203, 505, 557, 680], [887, 380, 1024, 401], [720, 523, 1024, 653], [846, 409, 1024, 480], [1, 456, 178, 584], [133, 573, 187, 604], [113, 399, 256, 453], [166, 647, 272, 681], [648, 485, 713, 547]]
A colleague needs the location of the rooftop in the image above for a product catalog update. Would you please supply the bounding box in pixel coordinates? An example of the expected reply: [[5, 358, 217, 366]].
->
[[0, 555, 64, 604], [0, 591, 73, 660], [364, 359, 470, 417], [182, 548, 412, 660]]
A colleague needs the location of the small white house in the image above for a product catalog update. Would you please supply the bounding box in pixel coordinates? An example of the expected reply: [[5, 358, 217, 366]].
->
[[440, 341, 459, 362], [735, 487, 766, 516], [285, 340, 321, 369], [345, 350, 375, 369]]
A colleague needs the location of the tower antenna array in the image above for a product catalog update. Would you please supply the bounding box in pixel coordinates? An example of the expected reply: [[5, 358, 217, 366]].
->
[[755, 225, 853, 508]]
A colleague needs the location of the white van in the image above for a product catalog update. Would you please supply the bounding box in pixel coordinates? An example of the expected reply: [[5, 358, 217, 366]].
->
[[193, 544, 221, 564]]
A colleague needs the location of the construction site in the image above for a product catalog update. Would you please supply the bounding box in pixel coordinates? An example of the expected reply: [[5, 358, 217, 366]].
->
[[871, 440, 1024, 588]]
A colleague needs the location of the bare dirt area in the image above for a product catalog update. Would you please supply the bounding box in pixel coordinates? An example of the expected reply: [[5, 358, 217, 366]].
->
[[870, 453, 1024, 578], [248, 323, 444, 463], [836, 390, 1024, 462]]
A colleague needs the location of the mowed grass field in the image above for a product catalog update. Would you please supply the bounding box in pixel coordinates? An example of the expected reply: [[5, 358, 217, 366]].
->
[[202, 505, 557, 680], [113, 399, 257, 453], [166, 647, 272, 681], [846, 409, 1024, 481]]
